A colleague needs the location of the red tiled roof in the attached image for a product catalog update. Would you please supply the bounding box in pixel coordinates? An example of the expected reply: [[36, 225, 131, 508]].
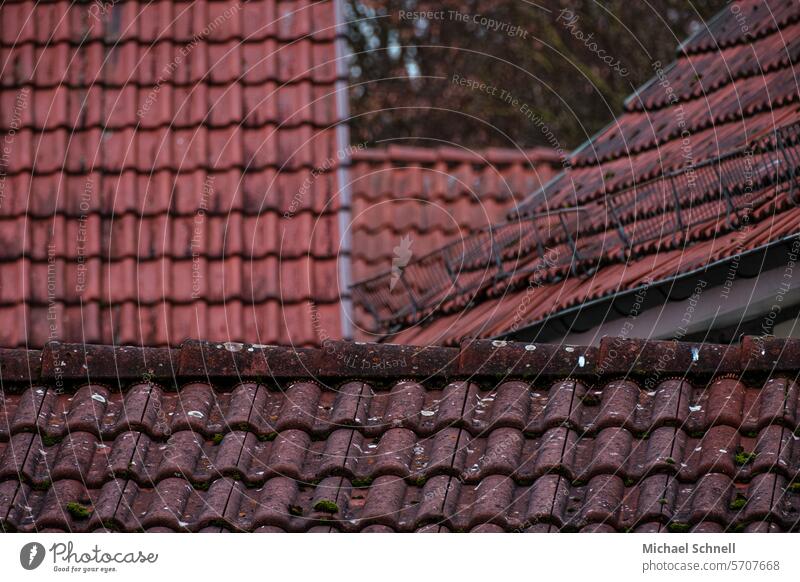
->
[[368, 0, 800, 346], [0, 0, 348, 347], [348, 145, 560, 337], [1, 337, 799, 532]]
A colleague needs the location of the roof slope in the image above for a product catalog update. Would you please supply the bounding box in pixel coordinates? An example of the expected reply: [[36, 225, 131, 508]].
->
[[348, 145, 559, 337], [364, 0, 800, 345], [0, 0, 348, 347], [1, 337, 800, 532]]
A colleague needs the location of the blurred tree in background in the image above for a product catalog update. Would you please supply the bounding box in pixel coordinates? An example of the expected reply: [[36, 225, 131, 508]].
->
[[343, 0, 728, 150]]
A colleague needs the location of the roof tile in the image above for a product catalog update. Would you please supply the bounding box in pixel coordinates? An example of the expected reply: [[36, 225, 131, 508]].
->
[[0, 0, 348, 347], [368, 0, 800, 344]]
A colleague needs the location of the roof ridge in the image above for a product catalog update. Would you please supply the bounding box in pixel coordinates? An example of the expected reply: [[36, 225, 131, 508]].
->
[[1, 336, 797, 384], [679, 1, 800, 56], [351, 145, 561, 165]]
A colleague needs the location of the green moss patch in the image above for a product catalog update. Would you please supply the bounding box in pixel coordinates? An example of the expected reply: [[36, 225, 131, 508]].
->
[[729, 494, 747, 510], [31, 479, 51, 491], [312, 499, 339, 514], [734, 448, 757, 466], [65, 501, 93, 520], [351, 476, 374, 488], [411, 475, 427, 487], [41, 435, 62, 447]]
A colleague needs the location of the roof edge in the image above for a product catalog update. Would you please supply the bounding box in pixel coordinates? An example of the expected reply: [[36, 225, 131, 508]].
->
[[0, 337, 797, 385], [334, 0, 354, 340], [352, 145, 562, 165]]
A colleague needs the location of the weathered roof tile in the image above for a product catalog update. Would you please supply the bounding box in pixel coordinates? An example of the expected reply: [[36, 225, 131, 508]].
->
[[1, 337, 799, 532]]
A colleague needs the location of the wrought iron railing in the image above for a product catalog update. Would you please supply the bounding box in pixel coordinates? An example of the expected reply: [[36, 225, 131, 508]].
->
[[351, 120, 800, 330]]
